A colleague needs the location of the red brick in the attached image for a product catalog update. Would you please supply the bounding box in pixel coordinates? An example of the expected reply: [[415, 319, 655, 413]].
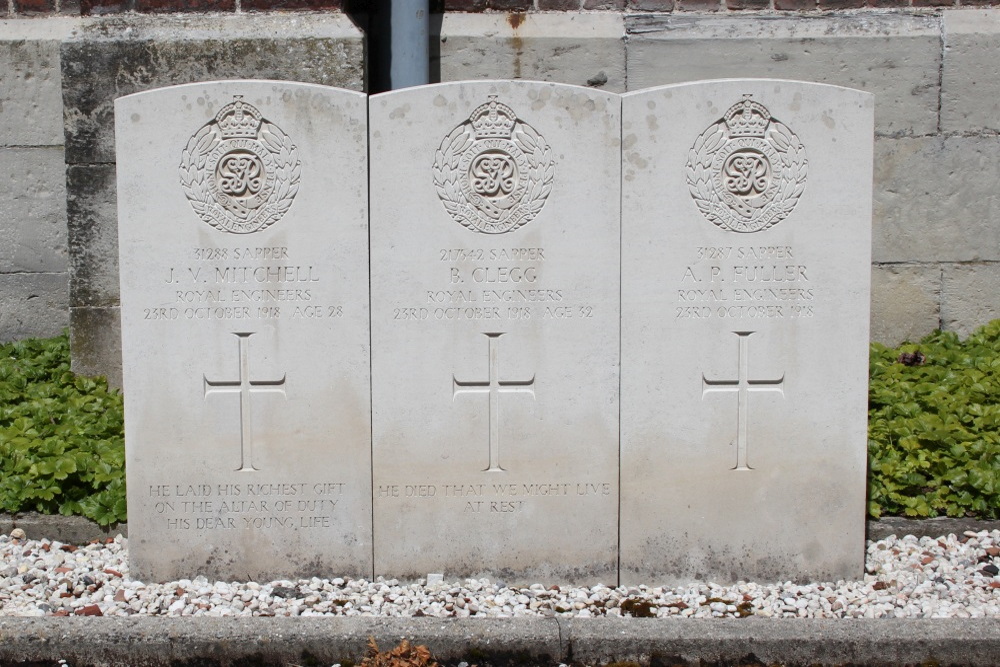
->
[[680, 0, 720, 10], [75, 604, 103, 616], [81, 0, 131, 14], [489, 0, 532, 8], [583, 0, 625, 7], [775, 0, 814, 8], [726, 0, 769, 8], [539, 0, 580, 8], [818, 0, 862, 8], [137, 0, 234, 10], [866, 0, 907, 6], [13, 0, 57, 13], [443, 0, 487, 9], [241, 0, 338, 9], [629, 0, 674, 10]]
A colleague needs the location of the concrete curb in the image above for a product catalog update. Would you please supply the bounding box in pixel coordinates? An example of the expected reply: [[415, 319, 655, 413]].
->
[[867, 516, 1000, 540], [0, 617, 998, 666], [1, 513, 124, 544], [5, 512, 1000, 545]]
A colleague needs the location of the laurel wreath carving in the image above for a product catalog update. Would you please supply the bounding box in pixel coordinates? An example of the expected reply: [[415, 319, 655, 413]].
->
[[685, 120, 807, 234], [432, 120, 554, 235], [179, 121, 300, 235]]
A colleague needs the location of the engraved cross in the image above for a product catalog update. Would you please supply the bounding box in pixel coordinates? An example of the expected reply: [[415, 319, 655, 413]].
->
[[701, 331, 784, 471], [204, 332, 287, 472], [453, 332, 535, 472]]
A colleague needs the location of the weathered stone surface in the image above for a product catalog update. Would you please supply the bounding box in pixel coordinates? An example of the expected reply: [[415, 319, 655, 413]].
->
[[0, 273, 68, 341], [67, 164, 118, 307], [868, 516, 1000, 540], [621, 80, 872, 584], [625, 14, 940, 135], [437, 12, 626, 93], [0, 19, 76, 147], [67, 162, 122, 384], [69, 306, 121, 386], [561, 618, 1000, 667], [9, 512, 124, 544], [0, 147, 67, 273], [942, 9, 1000, 133], [117, 81, 372, 582], [0, 617, 998, 667], [370, 81, 620, 585], [941, 262, 1000, 339], [873, 136, 1000, 264], [870, 263, 941, 346], [0, 617, 564, 667], [62, 14, 365, 165]]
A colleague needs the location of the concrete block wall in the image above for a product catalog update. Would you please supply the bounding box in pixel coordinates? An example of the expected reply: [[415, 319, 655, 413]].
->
[[435, 9, 1000, 346], [0, 20, 76, 342], [0, 3, 999, 382]]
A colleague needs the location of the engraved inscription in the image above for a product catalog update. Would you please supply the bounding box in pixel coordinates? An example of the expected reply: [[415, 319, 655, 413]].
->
[[390, 247, 595, 323], [141, 247, 342, 322], [687, 95, 807, 233], [701, 331, 784, 471], [674, 245, 816, 320], [204, 332, 287, 472], [433, 96, 553, 234], [180, 96, 301, 235], [453, 333, 535, 472], [376, 481, 612, 514], [149, 481, 344, 531]]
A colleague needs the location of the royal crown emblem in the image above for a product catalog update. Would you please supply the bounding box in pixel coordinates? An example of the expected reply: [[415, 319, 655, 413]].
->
[[179, 96, 301, 235], [686, 95, 807, 233], [433, 96, 554, 234]]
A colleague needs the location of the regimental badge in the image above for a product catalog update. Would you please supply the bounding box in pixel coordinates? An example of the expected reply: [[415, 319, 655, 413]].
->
[[179, 96, 301, 235], [686, 95, 808, 233], [433, 96, 554, 234]]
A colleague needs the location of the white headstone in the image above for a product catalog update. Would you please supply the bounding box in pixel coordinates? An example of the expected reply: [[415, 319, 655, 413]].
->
[[620, 80, 873, 584], [116, 81, 372, 582], [370, 81, 621, 585]]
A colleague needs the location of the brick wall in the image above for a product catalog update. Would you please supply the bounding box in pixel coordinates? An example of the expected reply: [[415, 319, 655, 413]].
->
[[5, 0, 994, 16], [4, 0, 343, 14], [441, 0, 989, 8]]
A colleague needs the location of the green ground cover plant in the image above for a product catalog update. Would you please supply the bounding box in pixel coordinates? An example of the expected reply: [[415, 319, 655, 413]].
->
[[0, 334, 125, 526], [0, 322, 996, 526], [868, 319, 1000, 519]]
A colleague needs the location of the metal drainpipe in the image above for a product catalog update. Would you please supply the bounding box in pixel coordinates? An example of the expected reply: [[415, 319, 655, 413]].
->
[[389, 0, 430, 89]]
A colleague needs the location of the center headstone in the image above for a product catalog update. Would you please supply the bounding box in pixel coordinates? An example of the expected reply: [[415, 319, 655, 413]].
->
[[116, 81, 372, 582], [370, 81, 621, 585], [620, 80, 873, 584]]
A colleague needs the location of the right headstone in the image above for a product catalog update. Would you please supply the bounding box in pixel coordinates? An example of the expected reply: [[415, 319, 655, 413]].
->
[[621, 80, 873, 585]]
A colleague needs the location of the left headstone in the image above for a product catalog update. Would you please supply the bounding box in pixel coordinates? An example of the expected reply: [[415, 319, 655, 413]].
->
[[116, 81, 372, 582]]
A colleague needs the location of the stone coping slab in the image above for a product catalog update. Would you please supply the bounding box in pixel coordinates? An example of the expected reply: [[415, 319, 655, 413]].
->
[[4, 512, 1000, 545], [0, 617, 997, 666]]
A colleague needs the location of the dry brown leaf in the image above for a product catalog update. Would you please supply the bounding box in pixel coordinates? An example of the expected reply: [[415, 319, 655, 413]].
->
[[361, 637, 438, 667]]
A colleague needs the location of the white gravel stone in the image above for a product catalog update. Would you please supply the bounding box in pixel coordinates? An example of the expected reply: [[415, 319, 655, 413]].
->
[[0, 532, 998, 618]]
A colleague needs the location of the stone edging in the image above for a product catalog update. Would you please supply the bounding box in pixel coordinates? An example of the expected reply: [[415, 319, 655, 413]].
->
[[867, 516, 1000, 540], [0, 617, 997, 667]]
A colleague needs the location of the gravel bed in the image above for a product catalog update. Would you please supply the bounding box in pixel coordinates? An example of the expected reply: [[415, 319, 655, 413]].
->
[[1, 529, 998, 619]]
